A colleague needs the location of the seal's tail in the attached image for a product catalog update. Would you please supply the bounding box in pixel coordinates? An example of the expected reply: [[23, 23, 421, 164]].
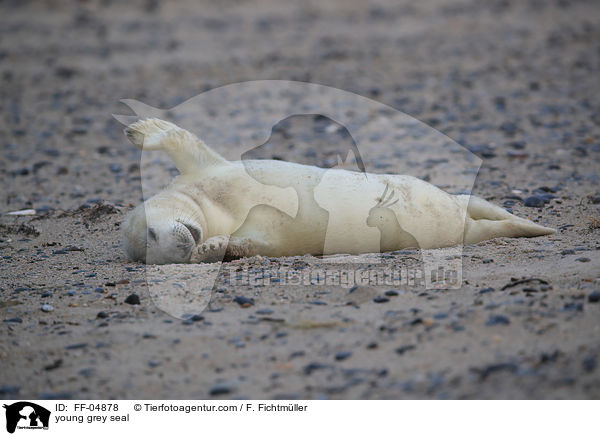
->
[[460, 195, 555, 244], [124, 118, 226, 174]]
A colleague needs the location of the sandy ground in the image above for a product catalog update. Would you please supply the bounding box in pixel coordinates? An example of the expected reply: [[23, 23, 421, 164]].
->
[[1, 0, 599, 399]]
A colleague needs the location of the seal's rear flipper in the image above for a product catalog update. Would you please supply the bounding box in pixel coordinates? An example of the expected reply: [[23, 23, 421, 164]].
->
[[462, 195, 555, 244], [124, 118, 227, 174]]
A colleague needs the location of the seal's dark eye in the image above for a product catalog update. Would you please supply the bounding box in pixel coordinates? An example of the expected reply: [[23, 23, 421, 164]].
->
[[182, 223, 201, 244]]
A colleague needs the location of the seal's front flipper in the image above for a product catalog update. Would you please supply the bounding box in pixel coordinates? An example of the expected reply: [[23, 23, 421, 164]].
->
[[124, 118, 227, 174], [190, 235, 270, 263]]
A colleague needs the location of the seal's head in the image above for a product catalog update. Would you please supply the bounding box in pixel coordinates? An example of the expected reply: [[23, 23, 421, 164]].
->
[[122, 193, 206, 264]]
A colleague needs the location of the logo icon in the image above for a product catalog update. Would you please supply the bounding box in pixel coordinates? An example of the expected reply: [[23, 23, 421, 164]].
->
[[3, 402, 50, 434]]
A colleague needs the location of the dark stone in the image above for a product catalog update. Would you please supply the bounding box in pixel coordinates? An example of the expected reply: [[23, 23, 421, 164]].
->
[[561, 249, 576, 255], [588, 291, 600, 303], [479, 287, 495, 294], [233, 296, 255, 307], [209, 384, 233, 396], [373, 296, 390, 303], [303, 362, 330, 375], [4, 317, 22, 324], [0, 385, 20, 396], [97, 311, 109, 319], [486, 314, 510, 326], [124, 293, 140, 305], [395, 345, 416, 355], [65, 343, 88, 350], [576, 257, 590, 262], [583, 355, 597, 373], [523, 196, 545, 207], [473, 362, 518, 380], [562, 302, 583, 312], [335, 351, 352, 361], [384, 290, 400, 297]]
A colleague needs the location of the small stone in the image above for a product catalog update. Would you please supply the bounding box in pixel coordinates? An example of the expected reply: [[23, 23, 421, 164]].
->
[[4, 317, 22, 323], [335, 351, 352, 361], [124, 293, 140, 305], [562, 302, 583, 312], [561, 249, 576, 255], [583, 355, 597, 373], [524, 196, 545, 207], [384, 290, 400, 297], [209, 384, 233, 396], [486, 314, 510, 326], [303, 362, 329, 375], [96, 311, 109, 319], [65, 343, 87, 350], [233, 296, 254, 307], [588, 291, 600, 303], [479, 287, 495, 294], [373, 296, 390, 303], [482, 259, 493, 264], [395, 345, 416, 355], [94, 287, 105, 293], [41, 304, 53, 312], [0, 385, 20, 396], [576, 257, 590, 262], [41, 292, 53, 298]]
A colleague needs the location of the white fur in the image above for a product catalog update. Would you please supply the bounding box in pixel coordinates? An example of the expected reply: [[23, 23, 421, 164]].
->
[[122, 118, 555, 264]]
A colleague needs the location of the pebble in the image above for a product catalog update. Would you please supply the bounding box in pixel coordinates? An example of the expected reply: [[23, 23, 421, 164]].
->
[[373, 296, 390, 303], [4, 317, 22, 323], [41, 291, 53, 298], [304, 362, 330, 375], [479, 287, 495, 294], [0, 385, 20, 396], [395, 345, 416, 355], [97, 311, 109, 319], [588, 291, 600, 303], [41, 304, 54, 312], [486, 314, 510, 326], [209, 384, 233, 396], [523, 195, 546, 207], [65, 343, 88, 350], [38, 391, 73, 400], [124, 293, 140, 305], [575, 257, 590, 262], [335, 351, 352, 361], [583, 355, 597, 373], [562, 302, 583, 312], [384, 290, 400, 297], [233, 296, 255, 307], [561, 249, 576, 255]]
